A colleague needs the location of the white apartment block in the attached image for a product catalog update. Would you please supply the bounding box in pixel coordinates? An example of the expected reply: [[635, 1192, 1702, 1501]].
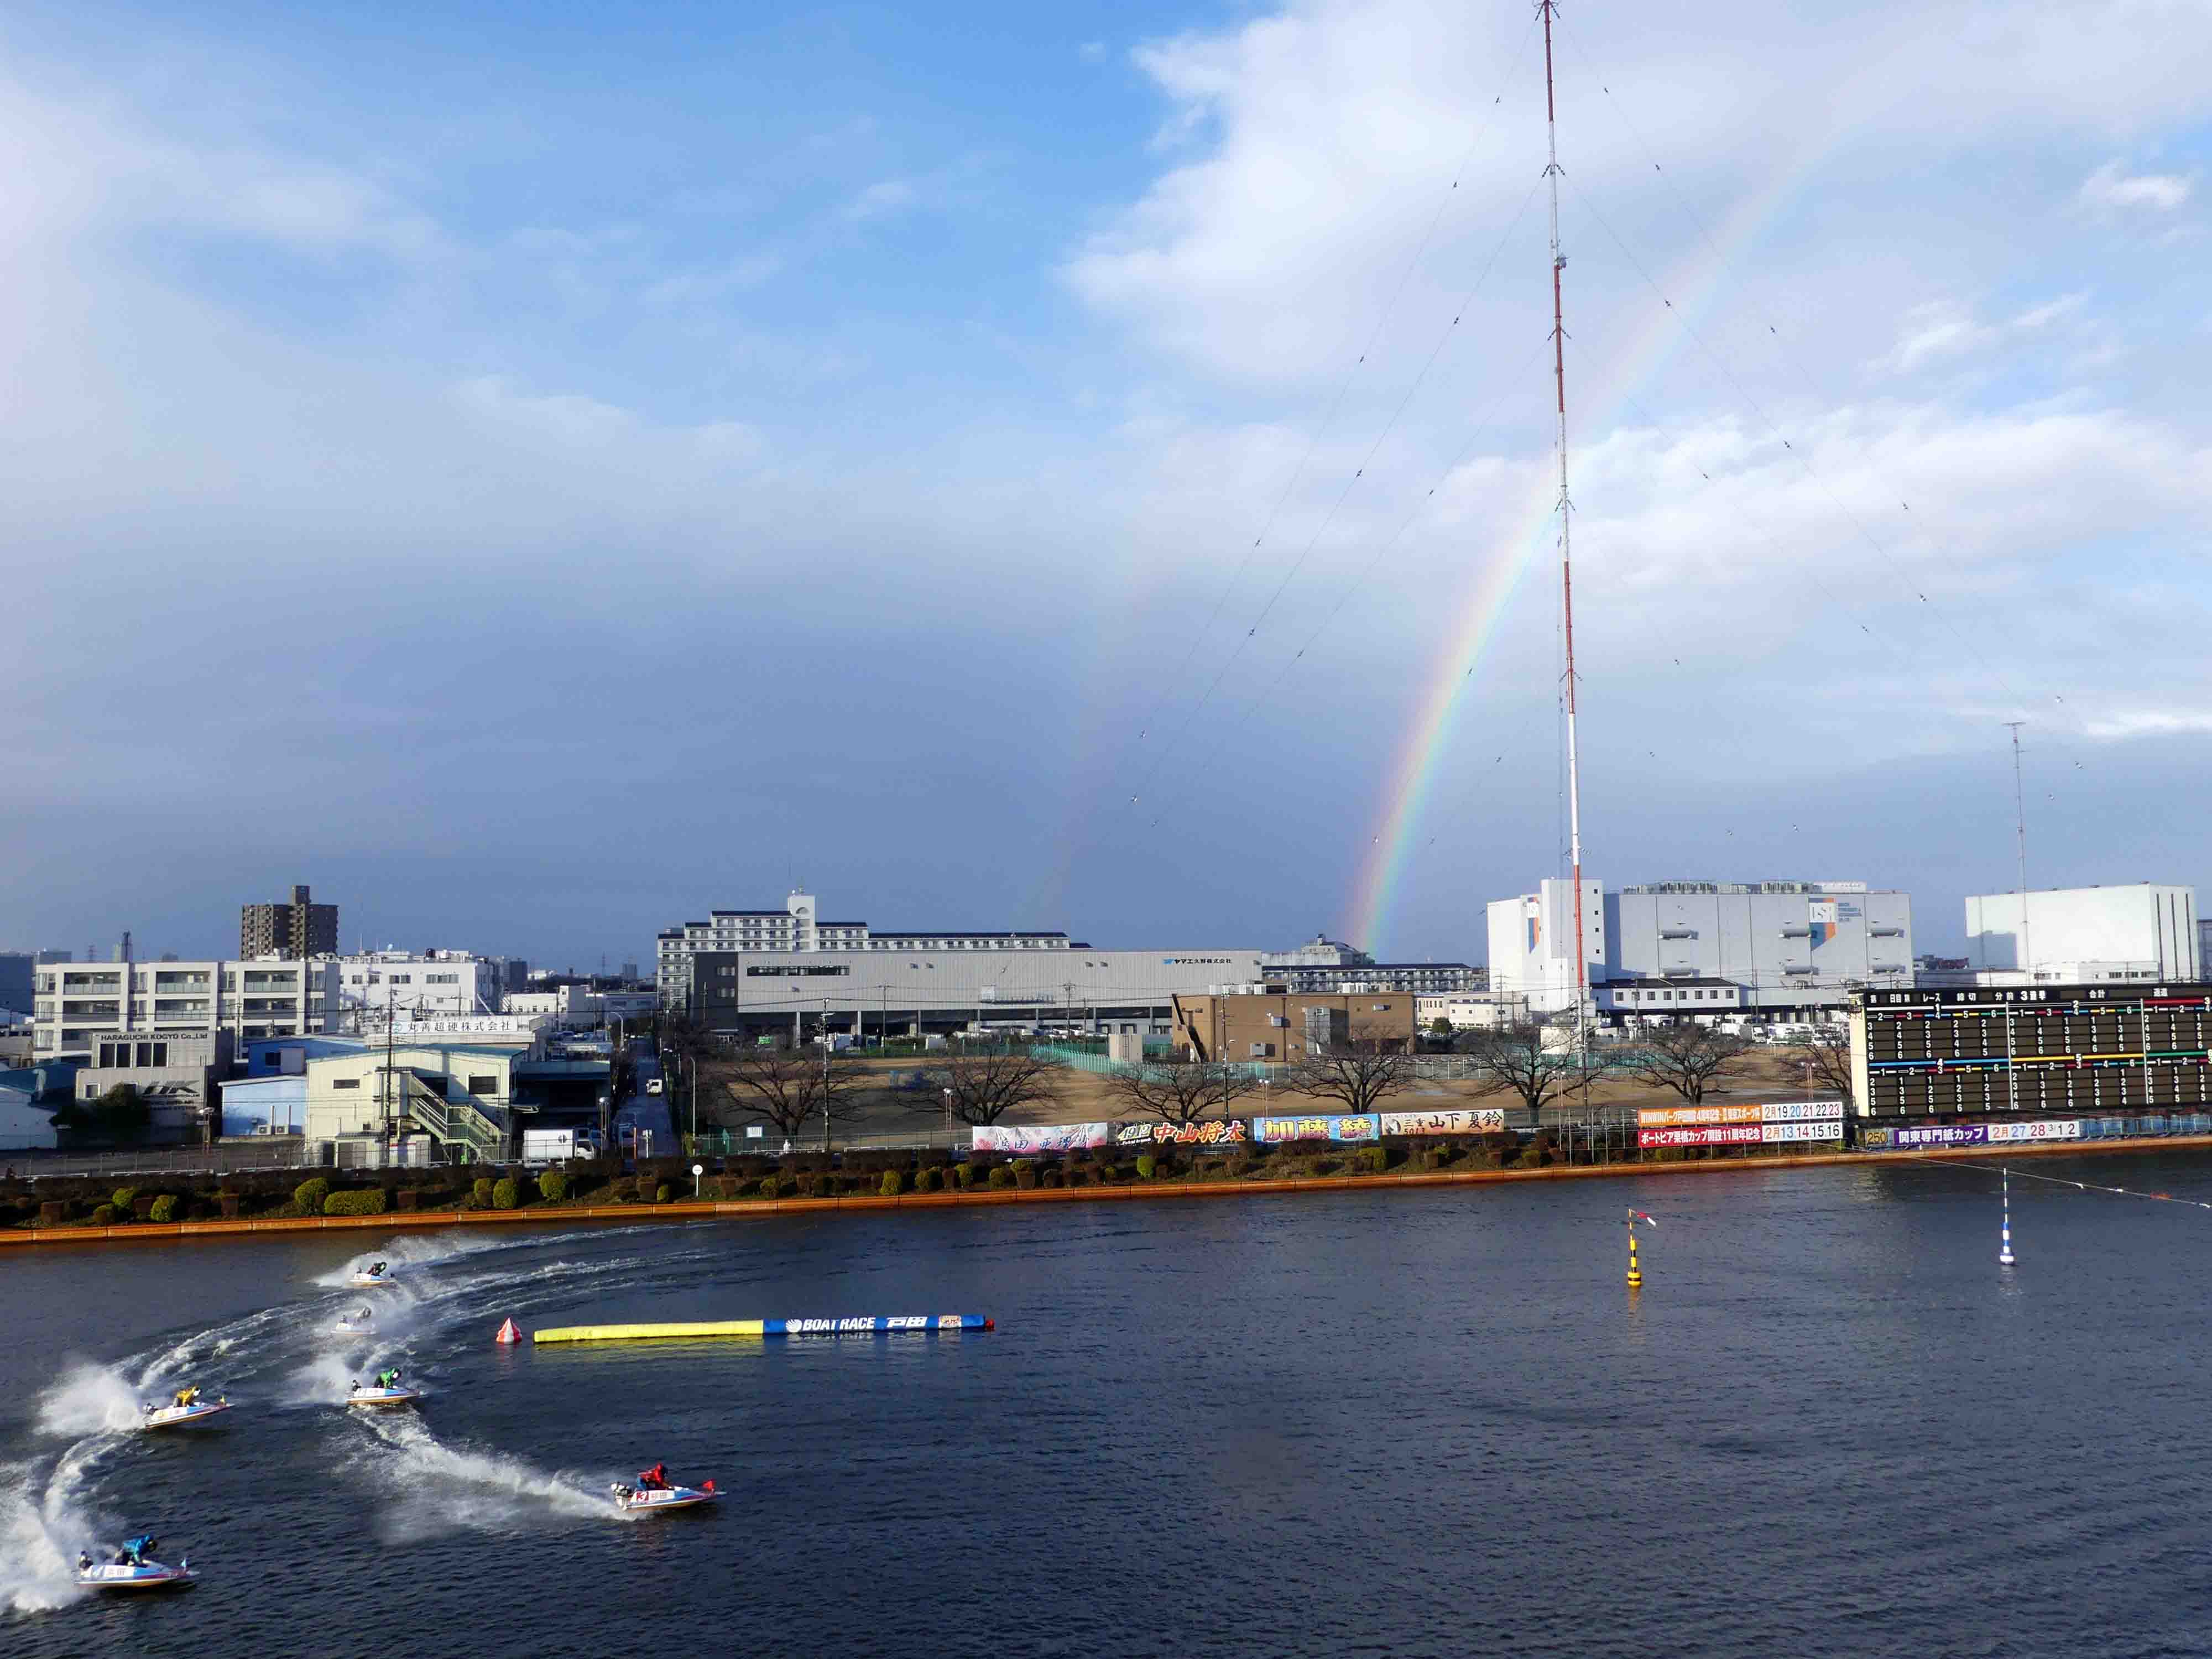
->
[[337, 950, 503, 1024], [655, 889, 1072, 1008], [33, 958, 339, 1058]]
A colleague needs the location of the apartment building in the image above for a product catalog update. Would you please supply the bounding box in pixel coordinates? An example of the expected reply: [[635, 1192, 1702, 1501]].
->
[[241, 883, 339, 959]]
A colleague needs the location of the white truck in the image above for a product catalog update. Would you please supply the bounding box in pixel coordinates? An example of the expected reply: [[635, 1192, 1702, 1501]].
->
[[521, 1127, 601, 1166]]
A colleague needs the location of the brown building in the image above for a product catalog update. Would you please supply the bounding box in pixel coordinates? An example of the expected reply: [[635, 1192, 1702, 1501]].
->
[[1171, 990, 1416, 1063], [242, 883, 338, 959]]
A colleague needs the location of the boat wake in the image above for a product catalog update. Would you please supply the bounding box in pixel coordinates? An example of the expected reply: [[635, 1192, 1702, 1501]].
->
[[312, 1230, 514, 1288], [33, 1363, 145, 1438], [350, 1413, 615, 1539], [0, 1457, 99, 1616]]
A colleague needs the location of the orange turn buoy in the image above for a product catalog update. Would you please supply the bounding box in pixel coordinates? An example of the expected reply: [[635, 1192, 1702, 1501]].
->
[[494, 1317, 522, 1345]]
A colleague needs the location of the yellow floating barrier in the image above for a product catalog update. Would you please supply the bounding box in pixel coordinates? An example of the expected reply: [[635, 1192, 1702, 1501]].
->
[[533, 1320, 765, 1344], [531, 1314, 992, 1344]]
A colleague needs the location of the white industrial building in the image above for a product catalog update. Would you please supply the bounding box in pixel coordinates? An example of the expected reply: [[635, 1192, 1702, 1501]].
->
[[336, 950, 503, 1024], [1960, 884, 2200, 984], [680, 944, 1266, 1041], [1488, 879, 1913, 1020], [655, 890, 1076, 1009]]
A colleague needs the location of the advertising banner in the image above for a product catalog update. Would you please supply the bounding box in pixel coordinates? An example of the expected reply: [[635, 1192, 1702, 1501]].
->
[[1253, 1113, 1383, 1144], [1639, 1099, 1846, 1129], [1893, 1125, 1987, 1149], [1638, 1104, 1766, 1128], [1379, 1108, 1507, 1137], [1985, 1119, 2082, 1144], [1760, 1098, 1845, 1122], [1761, 1120, 1844, 1143], [1109, 1119, 1249, 1149], [972, 1122, 1109, 1154], [1637, 1124, 1765, 1149]]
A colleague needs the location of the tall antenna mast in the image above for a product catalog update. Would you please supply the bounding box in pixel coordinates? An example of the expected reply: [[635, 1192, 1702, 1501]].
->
[[1542, 1, 1588, 1044], [2005, 721, 2030, 973]]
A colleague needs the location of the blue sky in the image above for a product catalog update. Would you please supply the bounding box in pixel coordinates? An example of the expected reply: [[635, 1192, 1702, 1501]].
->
[[2, 0, 2208, 967]]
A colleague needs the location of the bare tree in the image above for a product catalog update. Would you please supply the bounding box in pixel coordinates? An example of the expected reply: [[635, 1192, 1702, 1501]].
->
[[926, 1044, 1066, 1128], [1462, 1023, 1588, 1117], [1789, 1033, 1855, 1111], [714, 1045, 865, 1141], [1100, 1060, 1260, 1127], [1287, 1040, 1414, 1116], [1619, 1020, 1751, 1105]]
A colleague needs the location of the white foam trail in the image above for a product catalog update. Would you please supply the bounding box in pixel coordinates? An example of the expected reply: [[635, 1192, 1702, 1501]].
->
[[0, 1459, 96, 1615], [34, 1363, 148, 1438], [352, 1415, 616, 1539], [285, 1352, 370, 1407], [311, 1231, 509, 1288]]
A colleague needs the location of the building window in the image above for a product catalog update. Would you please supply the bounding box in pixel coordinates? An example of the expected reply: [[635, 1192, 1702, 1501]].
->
[[467, 1076, 498, 1095], [333, 1077, 361, 1090]]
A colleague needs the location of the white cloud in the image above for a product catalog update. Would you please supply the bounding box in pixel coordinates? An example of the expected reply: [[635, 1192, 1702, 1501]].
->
[[2079, 160, 2192, 212], [844, 178, 918, 221], [1872, 302, 1999, 374]]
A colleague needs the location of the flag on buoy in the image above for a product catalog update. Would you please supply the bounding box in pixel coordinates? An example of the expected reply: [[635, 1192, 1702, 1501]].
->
[[494, 1318, 522, 1345]]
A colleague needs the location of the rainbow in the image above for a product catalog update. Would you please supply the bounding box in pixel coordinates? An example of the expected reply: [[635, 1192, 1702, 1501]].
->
[[1340, 143, 1816, 954]]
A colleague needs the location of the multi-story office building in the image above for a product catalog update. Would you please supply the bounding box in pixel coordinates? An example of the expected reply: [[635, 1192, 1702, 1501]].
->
[[241, 884, 338, 959], [32, 958, 339, 1059], [69, 1030, 236, 1142], [1488, 878, 1914, 1019], [1264, 959, 1484, 995], [335, 951, 503, 1024], [655, 890, 1076, 1009]]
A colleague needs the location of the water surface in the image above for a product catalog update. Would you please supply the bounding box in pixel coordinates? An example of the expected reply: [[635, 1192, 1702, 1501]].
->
[[4, 1156, 2209, 1657]]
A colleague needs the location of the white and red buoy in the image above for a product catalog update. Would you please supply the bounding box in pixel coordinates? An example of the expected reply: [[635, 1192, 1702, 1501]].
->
[[494, 1317, 523, 1345]]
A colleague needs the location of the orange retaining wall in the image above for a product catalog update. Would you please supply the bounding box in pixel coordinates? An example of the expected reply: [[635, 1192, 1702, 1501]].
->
[[4, 1133, 2209, 1250]]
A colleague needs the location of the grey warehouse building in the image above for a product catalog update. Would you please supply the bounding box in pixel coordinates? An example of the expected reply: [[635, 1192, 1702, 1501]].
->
[[678, 947, 1267, 1043]]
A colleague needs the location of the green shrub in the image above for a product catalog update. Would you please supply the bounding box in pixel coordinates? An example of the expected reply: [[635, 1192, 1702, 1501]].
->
[[755, 1175, 784, 1198], [324, 1188, 388, 1216], [492, 1177, 519, 1210], [655, 1183, 672, 1203], [148, 1194, 178, 1223], [879, 1169, 904, 1198], [1135, 1155, 1157, 1181], [111, 1187, 138, 1213], [472, 1177, 495, 1208], [538, 1170, 568, 1202], [914, 1167, 940, 1193], [90, 1203, 116, 1225], [293, 1177, 331, 1213], [1358, 1146, 1388, 1175], [986, 1165, 1015, 1190]]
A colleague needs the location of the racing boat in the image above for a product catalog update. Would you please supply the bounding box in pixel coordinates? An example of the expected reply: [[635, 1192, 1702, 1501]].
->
[[332, 1308, 377, 1334], [350, 1263, 395, 1288], [138, 1396, 231, 1431], [345, 1381, 422, 1409], [610, 1478, 718, 1514], [77, 1539, 194, 1593]]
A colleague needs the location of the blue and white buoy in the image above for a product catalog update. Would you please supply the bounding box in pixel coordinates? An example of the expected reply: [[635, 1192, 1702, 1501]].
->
[[1998, 1166, 2017, 1267]]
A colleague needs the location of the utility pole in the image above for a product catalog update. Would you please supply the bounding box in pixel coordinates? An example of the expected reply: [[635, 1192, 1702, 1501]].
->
[[2005, 722, 2031, 974], [821, 997, 831, 1154], [1541, 0, 1588, 1062]]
